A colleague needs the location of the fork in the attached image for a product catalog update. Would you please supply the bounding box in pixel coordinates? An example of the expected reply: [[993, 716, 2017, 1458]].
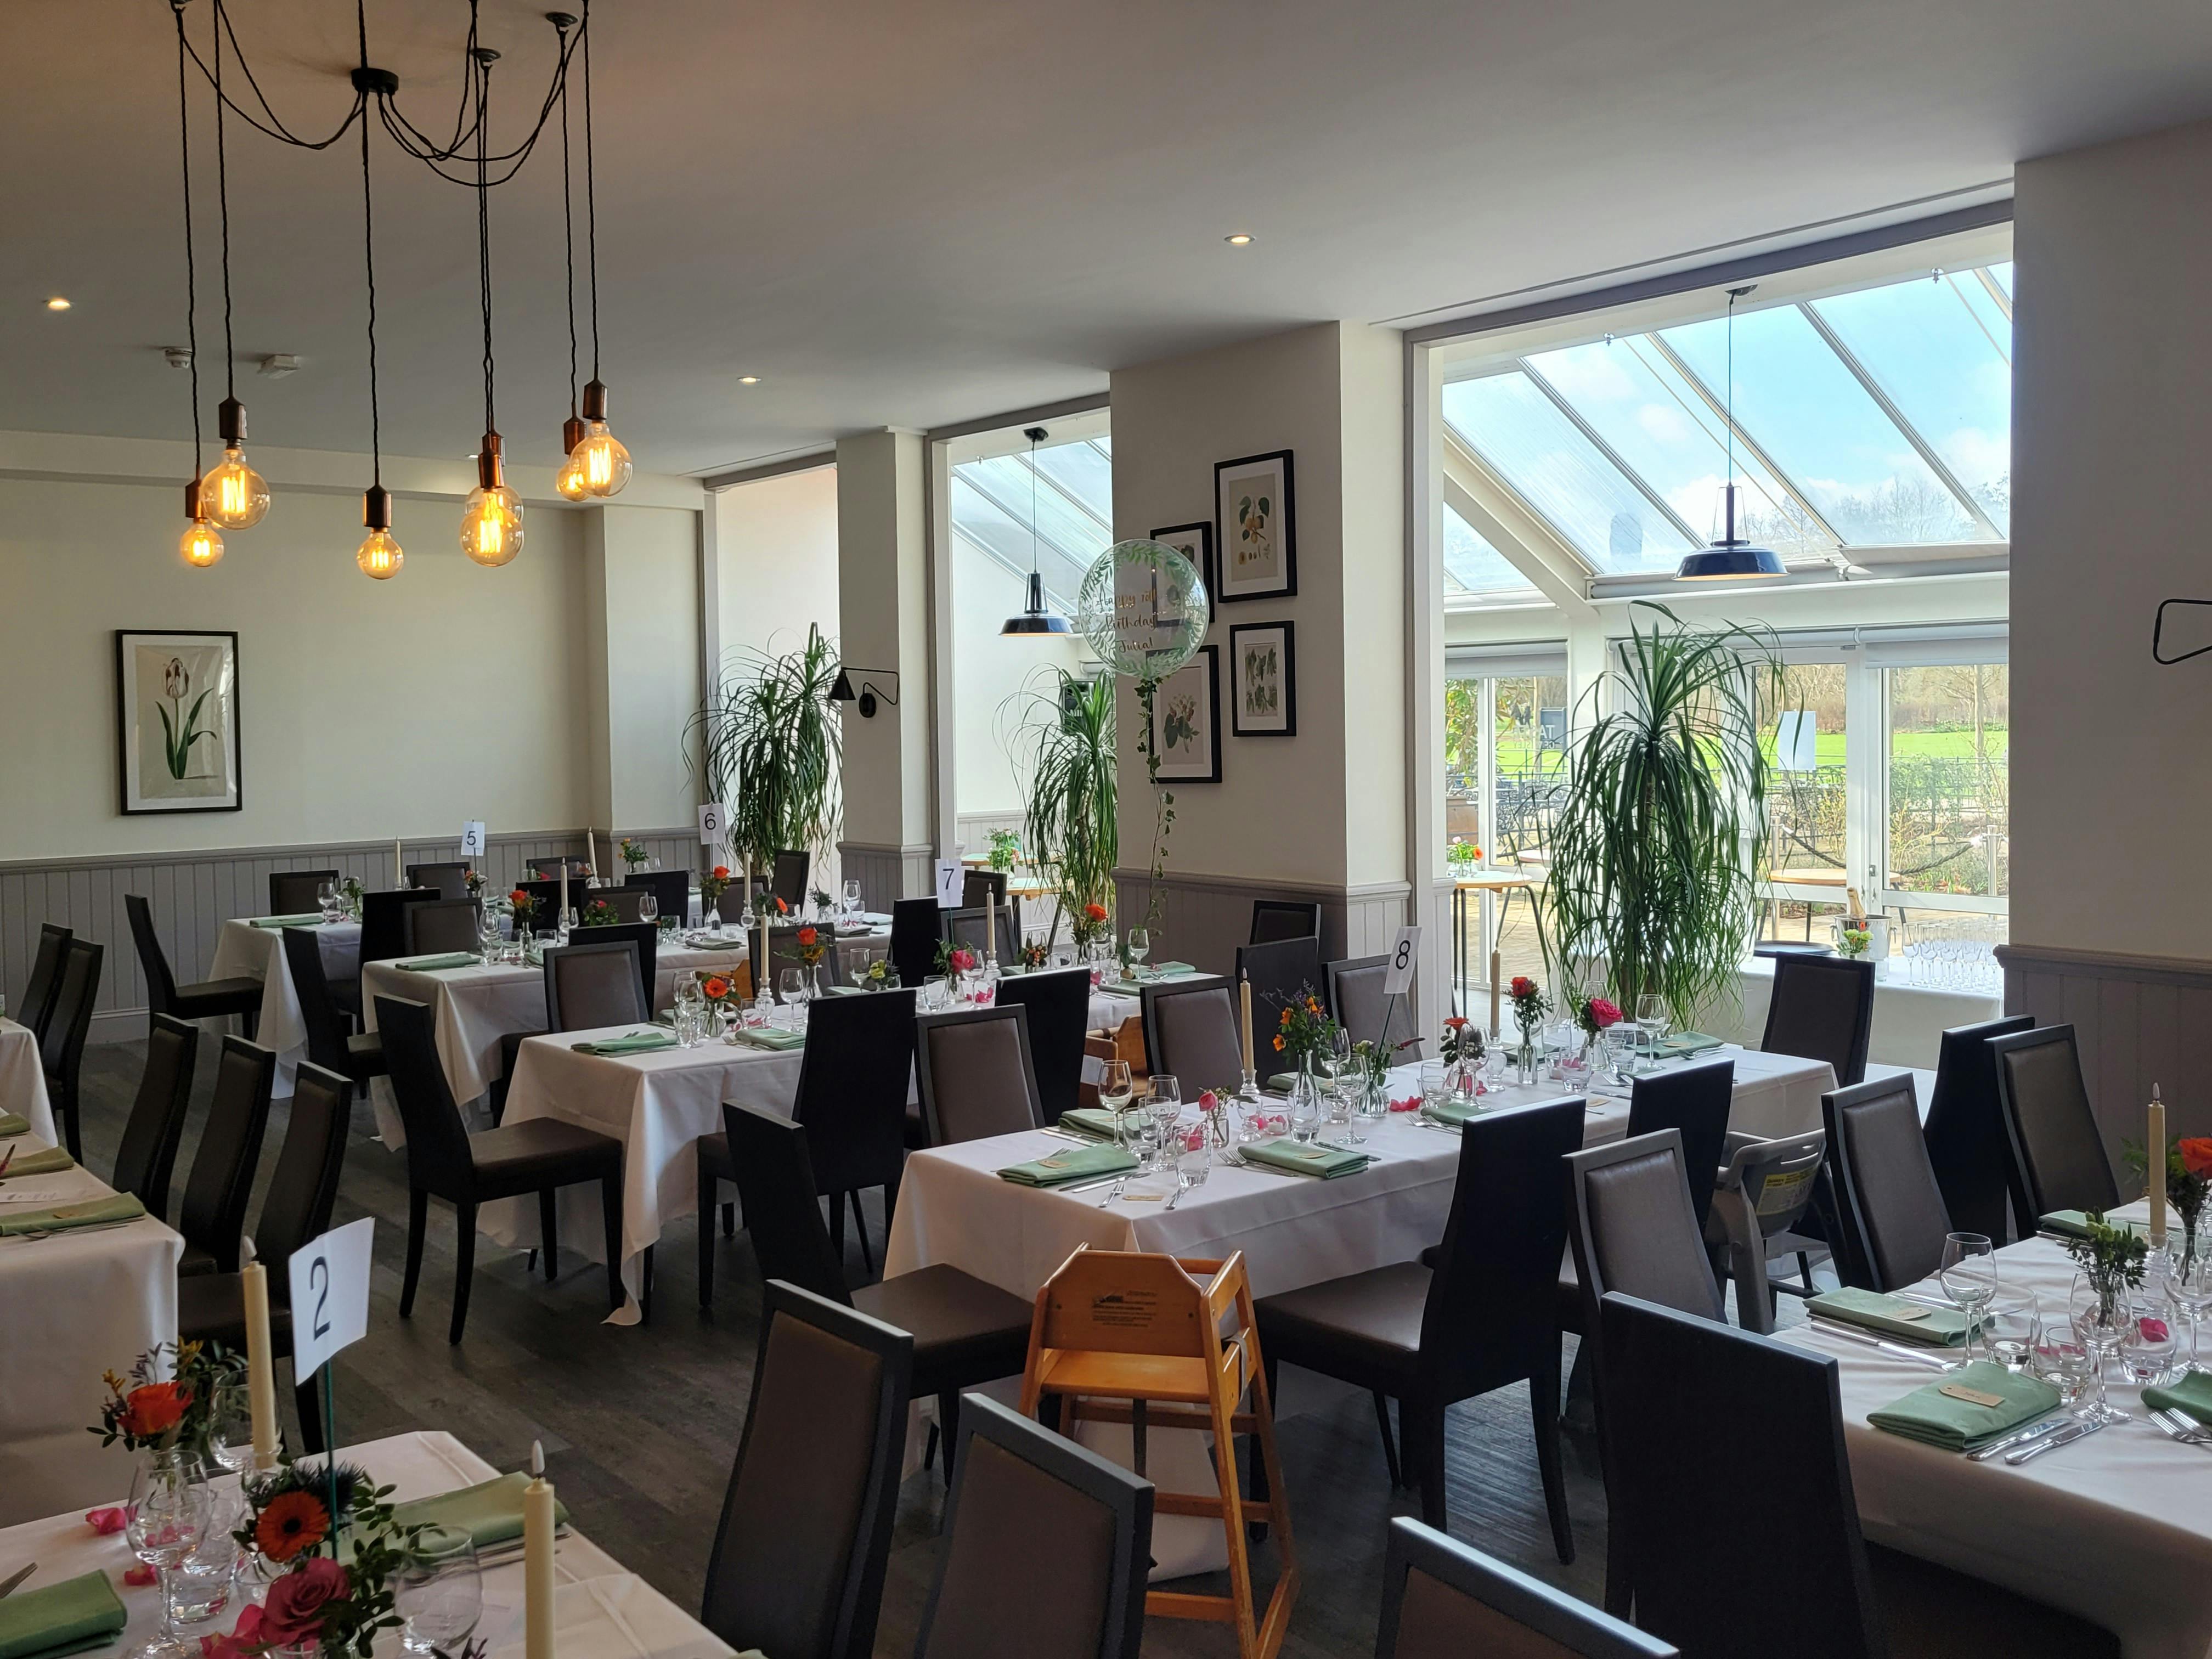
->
[[1097, 1176, 1127, 1207], [2149, 1408, 2212, 1451]]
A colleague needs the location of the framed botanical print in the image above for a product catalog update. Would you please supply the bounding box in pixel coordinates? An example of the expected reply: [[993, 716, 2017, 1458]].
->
[[116, 630, 241, 814], [1150, 645, 1221, 783], [1149, 521, 1215, 611], [1229, 622, 1296, 737], [1214, 449, 1296, 601]]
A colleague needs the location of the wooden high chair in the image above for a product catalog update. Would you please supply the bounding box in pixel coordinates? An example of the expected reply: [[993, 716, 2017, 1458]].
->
[[1019, 1246, 1297, 1659]]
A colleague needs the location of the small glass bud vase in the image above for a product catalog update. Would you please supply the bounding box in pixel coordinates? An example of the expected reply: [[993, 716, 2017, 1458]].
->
[[1288, 1058, 1323, 1143]]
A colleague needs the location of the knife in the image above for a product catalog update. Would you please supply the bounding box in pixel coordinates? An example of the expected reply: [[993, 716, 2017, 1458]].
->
[[2006, 1418, 2104, 1464], [1805, 1319, 1950, 1371], [1966, 1415, 2073, 1462], [0, 1562, 36, 1599]]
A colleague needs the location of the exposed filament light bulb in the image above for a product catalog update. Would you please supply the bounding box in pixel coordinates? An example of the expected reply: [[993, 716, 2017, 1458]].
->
[[461, 432, 524, 567], [179, 478, 224, 568], [555, 415, 591, 502], [572, 380, 630, 498], [357, 484, 403, 580], [202, 399, 270, 528]]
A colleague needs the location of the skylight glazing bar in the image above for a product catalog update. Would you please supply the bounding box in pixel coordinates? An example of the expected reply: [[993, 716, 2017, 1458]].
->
[[1024, 453, 1114, 538], [1971, 265, 2012, 322], [1516, 358, 1701, 545], [956, 466, 1095, 569], [1638, 331, 1843, 546], [1946, 273, 2010, 364]]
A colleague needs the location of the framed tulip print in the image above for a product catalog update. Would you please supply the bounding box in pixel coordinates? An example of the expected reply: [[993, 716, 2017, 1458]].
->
[[116, 630, 241, 814], [1214, 449, 1296, 602], [1150, 645, 1222, 783], [1229, 621, 1296, 737]]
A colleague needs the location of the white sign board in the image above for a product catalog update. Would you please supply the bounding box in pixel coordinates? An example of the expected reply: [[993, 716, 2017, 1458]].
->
[[935, 859, 964, 909], [1383, 926, 1422, 997], [1775, 712, 1818, 775], [288, 1217, 375, 1376], [698, 803, 726, 845], [459, 821, 487, 860]]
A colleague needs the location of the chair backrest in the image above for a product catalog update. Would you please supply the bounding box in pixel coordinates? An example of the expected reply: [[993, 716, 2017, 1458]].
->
[[124, 893, 179, 1013], [405, 862, 472, 901], [1139, 978, 1242, 1090], [1922, 1013, 2036, 1242], [1759, 955, 1876, 1087], [944, 905, 1018, 964], [544, 940, 648, 1031], [111, 1013, 199, 1223], [42, 939, 103, 1090], [724, 1103, 855, 1301], [375, 995, 478, 1195], [917, 1005, 1044, 1146], [255, 1062, 351, 1293], [571, 921, 657, 1009], [770, 849, 812, 909], [178, 1035, 276, 1274], [1596, 1293, 1885, 1659], [269, 870, 338, 916], [279, 927, 353, 1076], [1238, 938, 1324, 1042], [1325, 952, 1421, 1060], [1823, 1074, 1952, 1293], [591, 886, 652, 923], [402, 899, 483, 956], [1717, 1127, 1828, 1235], [996, 966, 1092, 1125], [915, 1394, 1153, 1659], [794, 989, 919, 1198], [625, 870, 692, 926], [1378, 1517, 1676, 1659], [1989, 1024, 2119, 1219], [1249, 899, 1320, 945], [1421, 1096, 1586, 1395], [960, 868, 1008, 910], [1623, 1059, 1735, 1234], [889, 898, 944, 986], [701, 1279, 910, 1659], [513, 879, 566, 933], [751, 923, 845, 997], [16, 922, 72, 1044], [359, 888, 437, 963], [1567, 1130, 1725, 1330]]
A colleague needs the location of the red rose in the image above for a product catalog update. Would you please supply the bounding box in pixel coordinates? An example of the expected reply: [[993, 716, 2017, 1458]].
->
[[261, 1558, 349, 1647], [1510, 977, 1536, 997], [1587, 997, 1622, 1028], [1084, 903, 1109, 922], [1443, 1015, 1468, 1031], [797, 927, 817, 946], [119, 1382, 191, 1440], [510, 889, 529, 907], [2180, 1138, 2212, 1180], [199, 1604, 264, 1659], [712, 865, 730, 880], [950, 947, 976, 972]]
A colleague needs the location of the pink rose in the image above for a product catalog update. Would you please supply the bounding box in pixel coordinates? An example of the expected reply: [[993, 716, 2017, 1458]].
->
[[123, 1565, 156, 1588], [1587, 997, 1622, 1029], [1389, 1094, 1420, 1113], [86, 1506, 129, 1535], [950, 947, 977, 973], [261, 1557, 349, 1646], [2141, 1318, 2171, 1344], [200, 1605, 266, 1659], [1198, 1090, 1218, 1110], [1183, 1127, 1206, 1152]]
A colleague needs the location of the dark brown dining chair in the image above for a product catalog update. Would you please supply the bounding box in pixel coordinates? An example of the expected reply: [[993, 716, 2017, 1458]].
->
[[405, 862, 472, 901], [720, 1104, 1033, 1480], [770, 849, 812, 911], [40, 938, 103, 1159], [177, 1060, 351, 1453], [1239, 936, 1324, 1042], [944, 905, 1018, 966], [1824, 1074, 1953, 1292], [269, 870, 339, 915], [1255, 1096, 1584, 1556], [543, 938, 649, 1030], [1250, 899, 1321, 944], [1378, 1516, 1675, 1659], [528, 856, 592, 881], [401, 899, 483, 956], [1989, 1023, 2119, 1221], [590, 886, 652, 924], [995, 965, 1092, 1126], [698, 1279, 910, 1659], [15, 922, 73, 1047], [889, 898, 944, 986], [1325, 952, 1422, 1060], [357, 888, 438, 966], [109, 1013, 199, 1223], [281, 928, 387, 1089], [1759, 954, 1876, 1087], [1922, 1013, 2035, 1243], [624, 869, 691, 926], [176, 1034, 277, 1276], [379, 995, 626, 1341], [125, 892, 261, 1036], [1139, 977, 1241, 1090], [915, 1005, 1043, 1147], [751, 923, 844, 998], [959, 868, 1008, 910], [913, 1394, 1153, 1659]]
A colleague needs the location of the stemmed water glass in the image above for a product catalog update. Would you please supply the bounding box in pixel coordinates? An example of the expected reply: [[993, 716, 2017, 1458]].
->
[[1634, 995, 1669, 1064], [1098, 1060, 1136, 1155], [207, 1382, 256, 1474], [1938, 1233, 1997, 1367], [1125, 929, 1150, 980], [2174, 1251, 2212, 1373], [395, 1526, 482, 1657], [126, 1459, 212, 1659], [843, 879, 863, 923], [317, 880, 340, 921]]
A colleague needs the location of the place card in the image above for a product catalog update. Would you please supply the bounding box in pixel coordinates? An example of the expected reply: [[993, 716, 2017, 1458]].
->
[[1937, 1383, 2007, 1409], [1889, 1304, 1931, 1321]]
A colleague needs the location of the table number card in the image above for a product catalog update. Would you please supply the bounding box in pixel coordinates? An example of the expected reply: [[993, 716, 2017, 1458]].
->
[[698, 803, 726, 845], [460, 821, 488, 859], [935, 859, 963, 909], [289, 1217, 375, 1375], [1383, 926, 1421, 997]]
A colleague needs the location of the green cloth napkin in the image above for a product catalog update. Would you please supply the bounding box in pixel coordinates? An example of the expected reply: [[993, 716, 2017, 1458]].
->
[[0, 1112, 30, 1137], [1265, 1072, 1298, 1093], [1057, 1107, 1125, 1141], [1866, 1360, 2060, 1453], [2040, 1210, 2146, 1240], [687, 935, 751, 952], [2144, 1369, 2212, 1426], [1656, 1031, 1724, 1057], [1420, 1097, 1482, 1127], [731, 1026, 805, 1051], [999, 1143, 1137, 1187], [250, 913, 325, 929], [0, 1194, 146, 1238], [569, 1030, 677, 1057], [1808, 1286, 1970, 1346], [0, 1569, 127, 1659], [388, 1473, 570, 1550], [0, 1148, 75, 1180], [1240, 1137, 1373, 1179], [393, 952, 479, 972]]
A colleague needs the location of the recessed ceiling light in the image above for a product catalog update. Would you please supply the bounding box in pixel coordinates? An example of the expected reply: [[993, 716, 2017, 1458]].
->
[[737, 376, 760, 385], [46, 297, 70, 311], [1223, 234, 1254, 246]]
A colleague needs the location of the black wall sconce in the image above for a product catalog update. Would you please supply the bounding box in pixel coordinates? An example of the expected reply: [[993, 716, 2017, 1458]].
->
[[829, 666, 901, 718]]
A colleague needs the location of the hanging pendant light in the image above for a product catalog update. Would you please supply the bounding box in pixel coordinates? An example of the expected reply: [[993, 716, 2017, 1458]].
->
[[1677, 285, 1785, 582], [181, 480, 225, 568], [1001, 426, 1073, 636], [353, 57, 400, 580], [459, 46, 523, 567], [568, 0, 630, 498], [550, 13, 592, 504], [200, 16, 269, 531], [172, 4, 220, 569]]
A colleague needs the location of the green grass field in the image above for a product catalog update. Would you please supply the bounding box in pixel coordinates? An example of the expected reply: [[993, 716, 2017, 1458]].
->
[[1487, 724, 2008, 776]]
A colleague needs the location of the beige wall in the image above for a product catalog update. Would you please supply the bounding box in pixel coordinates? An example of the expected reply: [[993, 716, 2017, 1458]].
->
[[837, 431, 933, 853], [2012, 118, 2212, 958], [584, 503, 703, 837], [713, 465, 840, 667]]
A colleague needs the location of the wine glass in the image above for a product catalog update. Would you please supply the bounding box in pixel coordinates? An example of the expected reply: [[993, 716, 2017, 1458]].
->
[[2122, 1288, 2181, 1386], [637, 891, 659, 927], [206, 1381, 256, 1474], [1938, 1233, 1997, 1366], [2174, 1250, 2212, 1373], [1099, 1060, 1136, 1155], [1126, 929, 1150, 980], [395, 1526, 482, 1657], [316, 880, 338, 921], [126, 1459, 211, 1659], [778, 968, 805, 1009], [1634, 994, 1669, 1061], [843, 879, 863, 922]]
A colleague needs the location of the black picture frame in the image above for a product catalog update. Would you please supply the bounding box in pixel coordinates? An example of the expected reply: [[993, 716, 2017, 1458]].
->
[[1214, 449, 1297, 602], [1148, 521, 1215, 614], [115, 629, 243, 815], [1150, 645, 1222, 783], [1229, 621, 1297, 738]]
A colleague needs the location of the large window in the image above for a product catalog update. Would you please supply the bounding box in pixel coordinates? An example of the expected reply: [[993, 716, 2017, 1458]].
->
[[1445, 658, 1568, 992], [949, 433, 1113, 611]]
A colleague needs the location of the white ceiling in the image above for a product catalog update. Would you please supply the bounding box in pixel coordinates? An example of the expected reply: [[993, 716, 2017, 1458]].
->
[[8, 0, 2211, 477]]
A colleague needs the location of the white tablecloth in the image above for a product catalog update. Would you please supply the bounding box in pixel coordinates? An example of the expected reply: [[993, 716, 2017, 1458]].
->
[[0, 1129, 183, 1525], [207, 918, 363, 1097], [1, 1018, 56, 1142], [1780, 1199, 2212, 1659], [0, 1430, 735, 1659]]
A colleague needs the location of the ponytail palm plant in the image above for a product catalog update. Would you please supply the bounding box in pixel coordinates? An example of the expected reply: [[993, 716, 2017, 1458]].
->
[[1540, 604, 1781, 1026], [1001, 669, 1117, 949], [686, 624, 843, 885]]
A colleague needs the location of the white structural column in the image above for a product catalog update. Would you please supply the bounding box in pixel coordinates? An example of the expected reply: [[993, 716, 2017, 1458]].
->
[[836, 430, 936, 906], [579, 503, 706, 844]]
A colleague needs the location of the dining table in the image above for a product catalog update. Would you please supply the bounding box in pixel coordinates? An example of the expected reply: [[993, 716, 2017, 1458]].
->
[[0, 1122, 183, 1526], [0, 1430, 740, 1659], [0, 1015, 57, 1142], [205, 916, 364, 1097], [1781, 1198, 2212, 1659]]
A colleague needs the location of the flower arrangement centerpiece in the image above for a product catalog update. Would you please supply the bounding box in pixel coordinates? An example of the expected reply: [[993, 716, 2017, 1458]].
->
[[462, 868, 484, 898], [695, 970, 740, 1009], [1572, 994, 1622, 1039], [507, 889, 537, 933], [1838, 928, 1871, 959], [578, 899, 618, 929], [987, 829, 1020, 873], [1070, 901, 1110, 952], [339, 877, 365, 920], [1445, 838, 1480, 868], [1508, 975, 1550, 1081], [1271, 989, 1340, 1069], [2125, 1136, 2212, 1268], [809, 887, 833, 921], [698, 865, 732, 923], [935, 941, 978, 995], [1018, 940, 1049, 969], [93, 1340, 240, 1462], [1437, 1014, 1483, 1096], [618, 837, 648, 873], [2060, 1213, 2151, 1328], [859, 956, 894, 990], [793, 924, 827, 991]]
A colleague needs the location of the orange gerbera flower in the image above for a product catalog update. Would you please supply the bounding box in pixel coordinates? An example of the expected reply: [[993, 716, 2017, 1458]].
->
[[253, 1491, 330, 1564], [2181, 1138, 2212, 1180], [797, 927, 817, 947], [702, 976, 730, 1001]]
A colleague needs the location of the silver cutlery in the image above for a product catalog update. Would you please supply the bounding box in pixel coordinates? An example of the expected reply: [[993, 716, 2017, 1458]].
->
[[1804, 1319, 1951, 1371], [0, 1562, 36, 1599], [1037, 1128, 1091, 1144], [1966, 1415, 2073, 1462], [2007, 1418, 2104, 1464], [0, 1219, 140, 1244], [2148, 1408, 2212, 1452], [1164, 1180, 1189, 1212]]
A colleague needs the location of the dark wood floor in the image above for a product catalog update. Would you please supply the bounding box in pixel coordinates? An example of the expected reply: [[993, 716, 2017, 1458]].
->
[[73, 1037, 1684, 1658]]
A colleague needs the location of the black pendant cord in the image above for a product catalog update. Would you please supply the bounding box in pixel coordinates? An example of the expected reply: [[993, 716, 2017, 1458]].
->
[[583, 0, 600, 382], [1029, 432, 1041, 578], [358, 1, 381, 490], [179, 0, 363, 149], [477, 52, 495, 437], [174, 2, 202, 488], [560, 25, 578, 418], [213, 0, 236, 408]]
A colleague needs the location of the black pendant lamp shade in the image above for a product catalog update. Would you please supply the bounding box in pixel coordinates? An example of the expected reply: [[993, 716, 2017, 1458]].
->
[[1002, 425, 1073, 636], [1676, 283, 1786, 582]]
